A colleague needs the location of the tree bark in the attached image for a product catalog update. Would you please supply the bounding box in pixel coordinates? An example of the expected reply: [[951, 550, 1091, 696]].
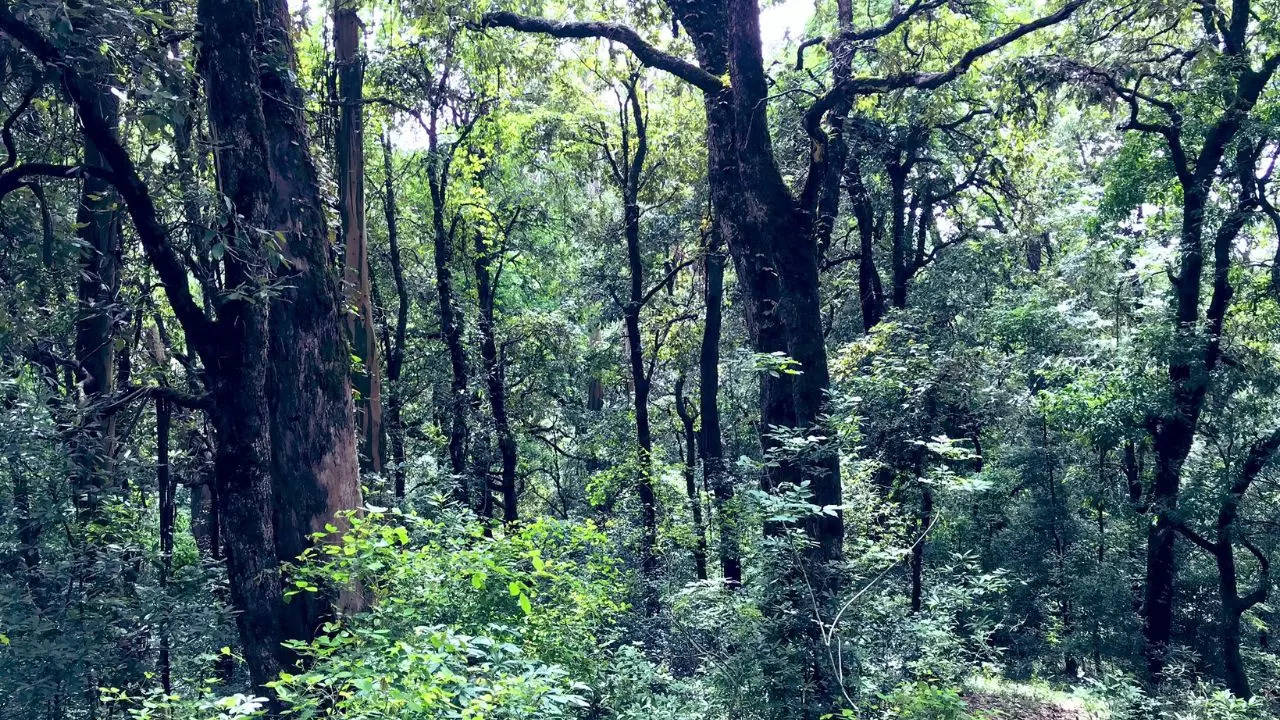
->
[[615, 76, 660, 616], [847, 153, 885, 333], [197, 0, 288, 687], [473, 230, 518, 523], [380, 129, 409, 499], [675, 375, 708, 581], [698, 230, 741, 585], [427, 145, 472, 508], [335, 6, 383, 474], [1135, 22, 1279, 680], [156, 394, 174, 694], [1173, 429, 1279, 697], [71, 76, 121, 519], [909, 485, 932, 613], [0, 0, 294, 692], [257, 0, 364, 642]]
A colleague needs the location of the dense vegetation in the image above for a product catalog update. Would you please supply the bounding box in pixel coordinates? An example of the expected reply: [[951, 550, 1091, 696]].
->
[[1, 0, 1279, 717]]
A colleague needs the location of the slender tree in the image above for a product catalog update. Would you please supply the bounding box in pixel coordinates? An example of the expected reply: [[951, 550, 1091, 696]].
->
[[1057, 5, 1280, 677], [698, 225, 741, 586], [336, 4, 384, 474], [380, 128, 410, 499], [674, 374, 708, 581], [473, 219, 519, 523]]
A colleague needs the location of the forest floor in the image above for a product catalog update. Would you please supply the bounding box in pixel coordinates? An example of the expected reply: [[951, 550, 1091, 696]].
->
[[964, 691, 1090, 719], [963, 678, 1099, 719]]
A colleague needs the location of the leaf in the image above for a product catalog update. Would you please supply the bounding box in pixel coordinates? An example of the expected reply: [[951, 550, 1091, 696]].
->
[[518, 593, 532, 615]]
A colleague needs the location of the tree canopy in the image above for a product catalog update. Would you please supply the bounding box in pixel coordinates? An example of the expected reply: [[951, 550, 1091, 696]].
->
[[1, 0, 1280, 718]]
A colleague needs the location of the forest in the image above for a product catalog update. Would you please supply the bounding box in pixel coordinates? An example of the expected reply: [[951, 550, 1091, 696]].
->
[[1, 0, 1279, 717]]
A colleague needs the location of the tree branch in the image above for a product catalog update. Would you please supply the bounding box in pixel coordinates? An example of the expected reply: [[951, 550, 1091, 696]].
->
[[477, 11, 723, 93], [1239, 535, 1270, 609], [831, 0, 947, 46], [0, 162, 107, 199], [0, 6, 215, 361], [640, 256, 696, 307], [1171, 518, 1221, 555], [808, 0, 1085, 126]]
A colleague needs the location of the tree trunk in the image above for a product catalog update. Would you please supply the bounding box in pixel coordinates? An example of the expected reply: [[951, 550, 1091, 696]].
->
[[1142, 189, 1209, 681], [699, 229, 741, 585], [335, 6, 383, 473], [381, 129, 409, 499], [156, 395, 174, 693], [612, 76, 660, 616], [675, 375, 708, 581], [909, 485, 932, 614], [848, 154, 884, 333], [1135, 43, 1277, 675], [810, 0, 853, 264], [72, 77, 121, 518], [666, 0, 842, 712], [723, 0, 841, 712], [1211, 536, 1249, 698], [1221, 608, 1249, 698], [680, 8, 797, 524], [623, 192, 659, 617], [428, 156, 472, 508], [208, 316, 284, 691], [257, 0, 364, 642], [196, 0, 289, 688], [473, 231, 518, 523]]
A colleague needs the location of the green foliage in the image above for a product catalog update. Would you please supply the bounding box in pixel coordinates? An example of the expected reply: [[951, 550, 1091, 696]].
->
[[877, 682, 974, 720], [6, 0, 1280, 717], [288, 510, 625, 678]]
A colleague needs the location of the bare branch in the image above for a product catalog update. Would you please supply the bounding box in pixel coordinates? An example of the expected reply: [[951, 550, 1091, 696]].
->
[[477, 11, 723, 93]]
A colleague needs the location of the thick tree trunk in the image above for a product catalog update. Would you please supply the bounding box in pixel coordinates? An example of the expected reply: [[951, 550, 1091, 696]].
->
[[1221, 607, 1249, 698], [1136, 43, 1278, 676], [197, 0, 288, 687], [335, 7, 383, 473], [887, 155, 911, 310], [208, 317, 284, 691], [847, 155, 884, 333], [723, 0, 841, 569], [811, 0, 853, 263], [1143, 191, 1209, 680], [473, 231, 518, 523], [257, 0, 364, 642], [72, 78, 121, 518], [1212, 538, 1250, 698], [663, 0, 842, 712], [695, 25, 799, 551], [669, 2, 797, 520]]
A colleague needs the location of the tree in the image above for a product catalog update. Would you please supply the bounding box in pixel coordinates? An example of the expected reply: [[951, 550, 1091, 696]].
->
[[335, 4, 383, 474], [1056, 0, 1280, 679]]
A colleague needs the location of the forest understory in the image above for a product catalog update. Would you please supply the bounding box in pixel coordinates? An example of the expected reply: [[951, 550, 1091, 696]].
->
[[1, 0, 1280, 718]]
